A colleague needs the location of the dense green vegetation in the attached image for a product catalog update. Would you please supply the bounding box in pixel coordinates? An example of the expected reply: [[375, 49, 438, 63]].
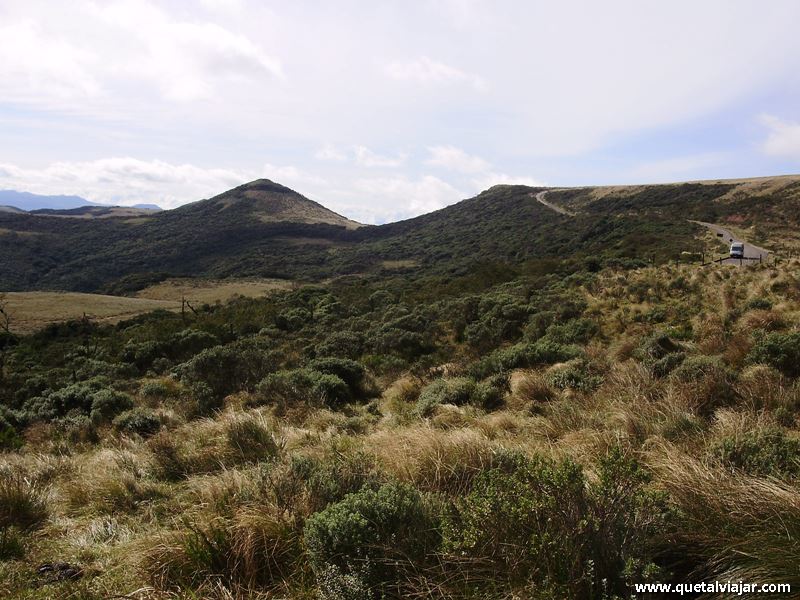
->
[[6, 177, 797, 293], [0, 246, 799, 598]]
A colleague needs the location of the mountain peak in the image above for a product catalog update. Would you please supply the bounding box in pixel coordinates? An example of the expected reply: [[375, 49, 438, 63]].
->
[[200, 179, 361, 229]]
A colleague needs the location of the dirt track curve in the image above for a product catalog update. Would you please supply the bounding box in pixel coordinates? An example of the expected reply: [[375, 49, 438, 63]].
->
[[532, 190, 576, 217]]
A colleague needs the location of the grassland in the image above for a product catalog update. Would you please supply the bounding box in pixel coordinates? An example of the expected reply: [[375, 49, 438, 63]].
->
[[1, 278, 294, 334], [0, 292, 179, 334], [1, 255, 799, 599], [136, 278, 294, 303]]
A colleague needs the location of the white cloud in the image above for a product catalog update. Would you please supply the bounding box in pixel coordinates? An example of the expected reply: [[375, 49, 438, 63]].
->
[[0, 1, 282, 108], [200, 0, 245, 14], [261, 163, 327, 187], [334, 175, 463, 223], [759, 114, 800, 161], [92, 0, 283, 103], [0, 158, 252, 208], [623, 153, 729, 183], [470, 172, 544, 191], [315, 144, 348, 162], [0, 19, 102, 106], [2, 0, 800, 218], [353, 146, 406, 168], [385, 57, 486, 91], [426, 145, 491, 173]]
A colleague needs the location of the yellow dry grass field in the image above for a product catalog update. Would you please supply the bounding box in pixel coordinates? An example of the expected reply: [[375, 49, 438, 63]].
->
[[136, 277, 293, 303], [1, 292, 180, 333]]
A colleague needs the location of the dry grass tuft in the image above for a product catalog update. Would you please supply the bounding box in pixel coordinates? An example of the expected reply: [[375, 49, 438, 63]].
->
[[368, 427, 501, 495], [650, 446, 800, 587]]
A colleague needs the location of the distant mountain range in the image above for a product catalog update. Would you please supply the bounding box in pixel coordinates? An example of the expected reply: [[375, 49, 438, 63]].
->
[[0, 175, 798, 293], [0, 190, 161, 212]]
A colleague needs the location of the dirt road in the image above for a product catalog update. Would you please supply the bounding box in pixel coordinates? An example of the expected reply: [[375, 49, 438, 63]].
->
[[691, 220, 770, 265], [533, 190, 576, 216]]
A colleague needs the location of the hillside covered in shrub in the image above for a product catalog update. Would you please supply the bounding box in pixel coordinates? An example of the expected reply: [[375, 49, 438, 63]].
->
[[1, 248, 799, 598], [2, 175, 798, 293]]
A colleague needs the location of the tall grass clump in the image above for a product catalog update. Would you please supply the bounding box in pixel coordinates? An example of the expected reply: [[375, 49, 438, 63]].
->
[[655, 450, 800, 589], [0, 469, 48, 558]]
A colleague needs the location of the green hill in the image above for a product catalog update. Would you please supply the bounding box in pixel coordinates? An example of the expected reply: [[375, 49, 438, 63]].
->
[[1, 175, 799, 293]]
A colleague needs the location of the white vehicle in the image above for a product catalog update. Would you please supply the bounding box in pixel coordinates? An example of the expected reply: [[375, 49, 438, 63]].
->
[[729, 242, 745, 258]]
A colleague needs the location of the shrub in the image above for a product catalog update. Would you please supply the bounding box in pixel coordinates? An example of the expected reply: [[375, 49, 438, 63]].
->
[[174, 340, 277, 400], [543, 318, 598, 344], [443, 449, 671, 597], [547, 361, 603, 392], [169, 329, 218, 359], [186, 381, 220, 417], [256, 369, 350, 409], [414, 376, 505, 416], [472, 375, 508, 410], [747, 332, 800, 377], [746, 298, 773, 311], [140, 380, 175, 399], [635, 332, 682, 362], [276, 307, 312, 331], [304, 482, 440, 591], [114, 408, 162, 437], [317, 331, 364, 360], [90, 389, 134, 423], [471, 340, 581, 379], [308, 358, 368, 398], [651, 352, 685, 378], [55, 414, 99, 445], [22, 381, 100, 422], [713, 429, 800, 478], [0, 409, 22, 451], [670, 355, 738, 416], [284, 451, 383, 515]]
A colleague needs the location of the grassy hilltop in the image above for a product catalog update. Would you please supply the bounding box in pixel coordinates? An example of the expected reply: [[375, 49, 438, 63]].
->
[[0, 176, 799, 598]]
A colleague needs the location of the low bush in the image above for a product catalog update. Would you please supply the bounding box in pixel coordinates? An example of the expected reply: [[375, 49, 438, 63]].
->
[[414, 376, 507, 416], [471, 340, 581, 379], [651, 352, 685, 378], [713, 429, 800, 478], [747, 332, 800, 377], [547, 361, 603, 392], [635, 332, 682, 362], [670, 356, 738, 416], [304, 482, 440, 592], [308, 358, 368, 398], [140, 380, 178, 399], [443, 449, 672, 597], [174, 340, 278, 400], [90, 389, 134, 423], [114, 408, 162, 437], [256, 368, 350, 409], [543, 317, 598, 344], [283, 451, 383, 515], [317, 331, 365, 360], [0, 408, 22, 451]]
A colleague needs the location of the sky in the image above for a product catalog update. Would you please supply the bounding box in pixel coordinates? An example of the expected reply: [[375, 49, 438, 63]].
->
[[1, 0, 800, 223]]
